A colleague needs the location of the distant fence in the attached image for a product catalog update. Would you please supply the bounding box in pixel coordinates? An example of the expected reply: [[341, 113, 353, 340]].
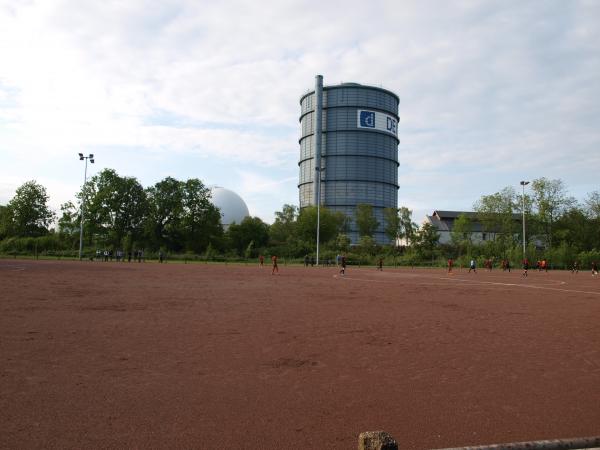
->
[[358, 432, 600, 450]]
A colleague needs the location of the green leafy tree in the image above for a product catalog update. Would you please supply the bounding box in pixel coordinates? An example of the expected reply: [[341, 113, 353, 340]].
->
[[5, 180, 55, 237], [296, 206, 344, 244], [269, 204, 298, 245], [0, 205, 10, 240], [414, 222, 440, 261], [226, 217, 269, 255], [398, 206, 417, 246], [473, 187, 519, 254], [531, 177, 576, 249], [145, 176, 185, 251], [357, 235, 377, 256], [584, 191, 600, 250], [450, 213, 472, 257], [585, 191, 600, 220], [334, 233, 351, 253], [383, 207, 400, 246], [355, 203, 379, 238], [181, 179, 222, 253], [82, 169, 148, 249], [553, 205, 594, 252], [57, 201, 79, 236]]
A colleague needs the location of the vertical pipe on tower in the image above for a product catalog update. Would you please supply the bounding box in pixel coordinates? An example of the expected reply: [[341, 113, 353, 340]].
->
[[314, 75, 323, 205]]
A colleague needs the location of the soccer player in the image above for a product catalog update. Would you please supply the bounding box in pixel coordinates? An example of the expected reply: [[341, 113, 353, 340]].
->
[[468, 259, 476, 273], [340, 255, 346, 276], [522, 258, 529, 277], [591, 261, 598, 276], [377, 257, 383, 271], [572, 261, 579, 274], [447, 258, 454, 273], [271, 255, 279, 275], [259, 255, 264, 268]]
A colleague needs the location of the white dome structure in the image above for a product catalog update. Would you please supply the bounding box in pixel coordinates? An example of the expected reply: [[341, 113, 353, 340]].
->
[[210, 187, 250, 228]]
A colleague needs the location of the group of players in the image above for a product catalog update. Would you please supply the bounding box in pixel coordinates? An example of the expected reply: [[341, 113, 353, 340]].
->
[[448, 257, 599, 277], [258, 254, 348, 276], [257, 254, 599, 278]]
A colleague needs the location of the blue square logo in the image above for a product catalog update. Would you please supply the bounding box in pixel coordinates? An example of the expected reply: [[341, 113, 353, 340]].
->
[[360, 111, 375, 128]]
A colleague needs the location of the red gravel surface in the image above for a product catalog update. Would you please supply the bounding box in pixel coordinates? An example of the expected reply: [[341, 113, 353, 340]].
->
[[1, 259, 599, 449]]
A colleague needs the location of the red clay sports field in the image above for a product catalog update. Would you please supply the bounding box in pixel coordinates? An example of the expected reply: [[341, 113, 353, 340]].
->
[[1, 259, 599, 449]]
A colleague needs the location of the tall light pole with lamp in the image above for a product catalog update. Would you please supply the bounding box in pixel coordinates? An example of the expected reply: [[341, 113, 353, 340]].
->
[[78, 153, 94, 260], [520, 180, 530, 260]]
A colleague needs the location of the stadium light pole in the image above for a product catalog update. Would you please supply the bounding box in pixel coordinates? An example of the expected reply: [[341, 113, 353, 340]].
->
[[520, 180, 530, 260], [78, 153, 95, 260], [315, 166, 325, 266]]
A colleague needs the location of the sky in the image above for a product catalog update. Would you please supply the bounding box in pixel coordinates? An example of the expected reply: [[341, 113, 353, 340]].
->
[[1, 0, 599, 224]]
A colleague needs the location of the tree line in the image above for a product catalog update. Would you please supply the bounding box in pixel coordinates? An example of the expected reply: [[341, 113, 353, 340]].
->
[[0, 171, 598, 267]]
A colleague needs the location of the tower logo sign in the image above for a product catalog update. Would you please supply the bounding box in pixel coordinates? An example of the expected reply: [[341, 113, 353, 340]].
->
[[359, 111, 375, 128], [357, 110, 397, 136]]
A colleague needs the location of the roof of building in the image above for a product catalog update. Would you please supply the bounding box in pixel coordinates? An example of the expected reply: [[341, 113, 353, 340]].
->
[[426, 210, 522, 233]]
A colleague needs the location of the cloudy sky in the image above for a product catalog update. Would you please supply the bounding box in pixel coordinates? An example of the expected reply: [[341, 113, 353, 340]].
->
[[1, 0, 599, 224]]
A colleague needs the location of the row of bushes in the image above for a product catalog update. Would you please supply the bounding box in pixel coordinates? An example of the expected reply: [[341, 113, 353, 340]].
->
[[2, 236, 599, 269]]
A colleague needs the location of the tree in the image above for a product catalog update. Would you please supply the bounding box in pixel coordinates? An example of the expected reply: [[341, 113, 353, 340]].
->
[[355, 203, 379, 237], [357, 235, 377, 257], [585, 191, 600, 220], [5, 181, 55, 237], [269, 204, 298, 245], [584, 191, 600, 250], [145, 176, 185, 251], [530, 178, 575, 249], [553, 205, 594, 252], [398, 206, 417, 246], [82, 169, 148, 249], [473, 187, 519, 254], [181, 178, 222, 253], [0, 205, 10, 240], [383, 207, 400, 246], [334, 233, 351, 253], [450, 213, 472, 257], [414, 222, 440, 261], [296, 206, 344, 244], [226, 217, 269, 254]]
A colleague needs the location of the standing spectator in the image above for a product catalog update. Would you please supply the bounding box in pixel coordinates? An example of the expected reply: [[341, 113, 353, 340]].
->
[[259, 255, 264, 268]]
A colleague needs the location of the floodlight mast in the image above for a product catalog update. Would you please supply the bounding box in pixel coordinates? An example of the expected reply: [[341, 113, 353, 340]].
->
[[78, 154, 95, 260], [520, 180, 530, 260]]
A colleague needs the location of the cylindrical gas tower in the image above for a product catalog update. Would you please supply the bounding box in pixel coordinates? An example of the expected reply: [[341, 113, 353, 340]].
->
[[298, 77, 400, 244]]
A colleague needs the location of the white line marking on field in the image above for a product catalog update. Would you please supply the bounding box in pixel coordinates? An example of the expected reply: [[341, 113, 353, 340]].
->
[[339, 272, 600, 296], [442, 277, 600, 296], [0, 264, 26, 271]]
